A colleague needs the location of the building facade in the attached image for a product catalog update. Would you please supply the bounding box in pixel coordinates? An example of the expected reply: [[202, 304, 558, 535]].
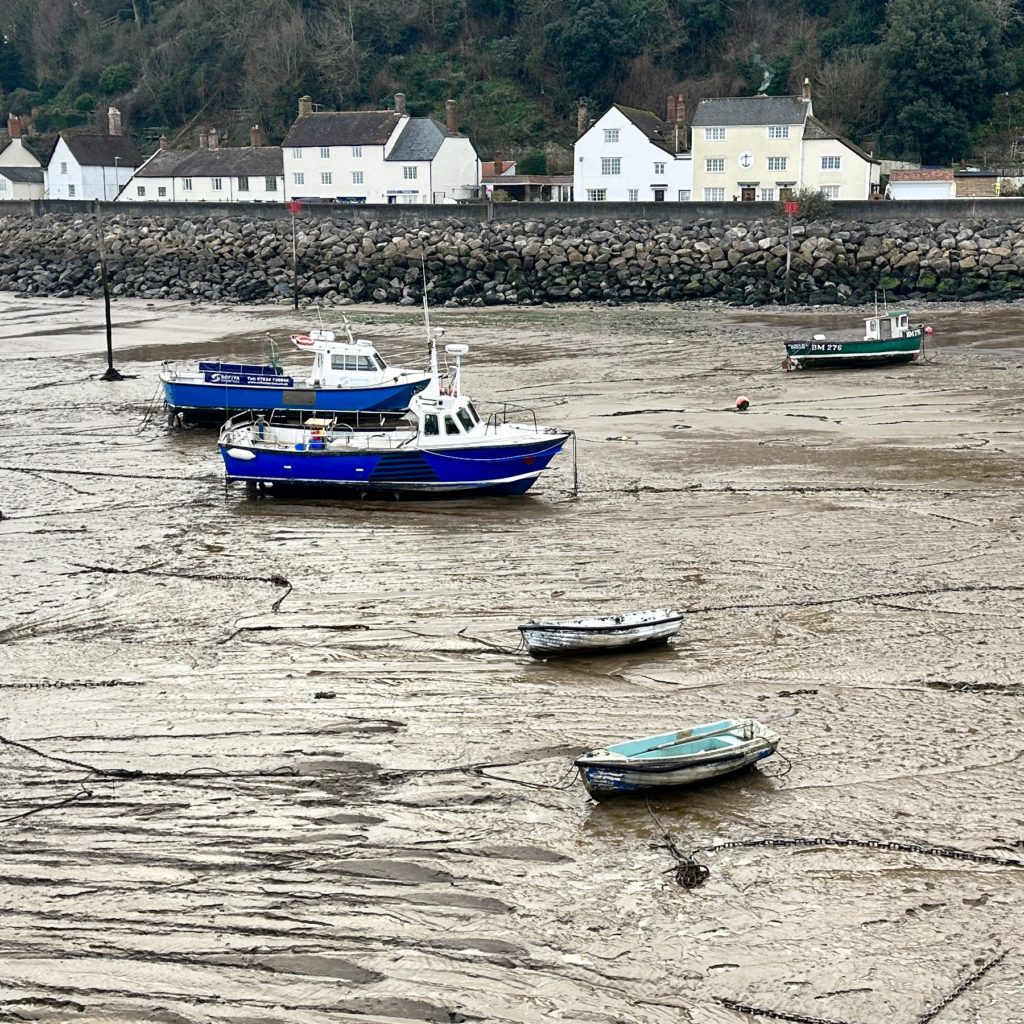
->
[[573, 97, 692, 202], [122, 127, 283, 203], [46, 134, 143, 200], [282, 94, 480, 204], [690, 83, 880, 202], [0, 114, 45, 200]]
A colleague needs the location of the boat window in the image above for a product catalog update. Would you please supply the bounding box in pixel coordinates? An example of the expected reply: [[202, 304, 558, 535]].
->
[[465, 401, 480, 424], [330, 354, 377, 371], [444, 415, 460, 435], [456, 407, 475, 431], [374, 354, 386, 369], [423, 413, 439, 435]]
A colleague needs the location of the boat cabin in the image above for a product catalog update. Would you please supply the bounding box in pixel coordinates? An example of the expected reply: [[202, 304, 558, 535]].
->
[[413, 393, 484, 441], [292, 328, 391, 387], [864, 310, 911, 340]]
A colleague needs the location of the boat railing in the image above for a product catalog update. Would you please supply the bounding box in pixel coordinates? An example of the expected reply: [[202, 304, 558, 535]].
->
[[482, 402, 539, 434]]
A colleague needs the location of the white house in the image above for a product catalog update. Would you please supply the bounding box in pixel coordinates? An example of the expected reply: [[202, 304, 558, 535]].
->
[[690, 83, 880, 202], [887, 168, 955, 200], [122, 126, 283, 203], [281, 93, 481, 204], [46, 130, 143, 200], [573, 95, 692, 202], [0, 114, 45, 200]]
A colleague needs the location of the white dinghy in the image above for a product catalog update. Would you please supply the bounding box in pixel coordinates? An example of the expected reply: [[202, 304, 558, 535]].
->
[[518, 607, 684, 658]]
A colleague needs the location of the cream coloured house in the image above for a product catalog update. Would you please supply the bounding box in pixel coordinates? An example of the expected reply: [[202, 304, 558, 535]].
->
[[690, 82, 880, 202]]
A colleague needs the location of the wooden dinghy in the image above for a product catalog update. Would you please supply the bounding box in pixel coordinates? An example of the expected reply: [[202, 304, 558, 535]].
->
[[574, 718, 781, 799], [517, 607, 684, 658]]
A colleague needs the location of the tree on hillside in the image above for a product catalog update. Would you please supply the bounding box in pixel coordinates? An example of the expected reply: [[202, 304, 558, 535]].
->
[[879, 0, 1002, 163]]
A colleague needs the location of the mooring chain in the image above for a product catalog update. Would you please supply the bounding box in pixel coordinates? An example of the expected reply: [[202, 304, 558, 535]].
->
[[694, 836, 1024, 869], [916, 949, 1009, 1024], [715, 949, 1010, 1024], [714, 997, 856, 1024]]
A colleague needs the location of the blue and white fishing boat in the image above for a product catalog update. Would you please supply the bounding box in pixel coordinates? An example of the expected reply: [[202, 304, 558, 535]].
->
[[217, 329, 573, 498], [574, 718, 780, 799], [160, 322, 431, 422]]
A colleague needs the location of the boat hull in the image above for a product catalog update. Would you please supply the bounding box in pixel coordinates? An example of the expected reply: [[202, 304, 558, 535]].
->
[[574, 719, 779, 800], [162, 377, 430, 416], [519, 613, 683, 658], [784, 332, 923, 369], [219, 435, 569, 497]]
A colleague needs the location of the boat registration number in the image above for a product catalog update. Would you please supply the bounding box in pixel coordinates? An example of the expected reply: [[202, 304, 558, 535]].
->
[[809, 343, 844, 353]]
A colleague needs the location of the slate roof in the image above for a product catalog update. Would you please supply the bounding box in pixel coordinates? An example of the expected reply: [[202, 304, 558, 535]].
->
[[62, 134, 144, 167], [0, 166, 44, 183], [283, 111, 402, 148], [891, 168, 954, 181], [692, 95, 809, 127], [387, 118, 452, 161], [135, 146, 284, 178], [613, 104, 685, 155], [803, 115, 878, 163]]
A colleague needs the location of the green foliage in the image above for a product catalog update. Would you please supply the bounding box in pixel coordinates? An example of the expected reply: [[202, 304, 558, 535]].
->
[[491, 188, 515, 202], [785, 186, 833, 221], [73, 92, 96, 113], [517, 149, 547, 174], [98, 63, 134, 94], [546, 0, 625, 102], [0, 36, 29, 92], [880, 0, 1002, 161]]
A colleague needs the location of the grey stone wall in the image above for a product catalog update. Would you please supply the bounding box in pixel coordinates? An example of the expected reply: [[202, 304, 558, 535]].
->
[[2, 203, 1024, 306]]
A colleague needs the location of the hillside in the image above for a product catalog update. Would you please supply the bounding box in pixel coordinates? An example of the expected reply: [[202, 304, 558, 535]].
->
[[1, 0, 1022, 169]]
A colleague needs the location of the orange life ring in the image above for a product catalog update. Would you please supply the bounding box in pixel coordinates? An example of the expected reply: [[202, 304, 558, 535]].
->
[[292, 334, 315, 347]]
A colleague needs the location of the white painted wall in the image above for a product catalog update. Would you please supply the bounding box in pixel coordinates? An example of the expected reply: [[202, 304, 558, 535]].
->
[[803, 137, 879, 200], [574, 107, 692, 202], [45, 138, 136, 200], [121, 172, 283, 203], [0, 139, 40, 168], [424, 137, 480, 202], [0, 175, 42, 200]]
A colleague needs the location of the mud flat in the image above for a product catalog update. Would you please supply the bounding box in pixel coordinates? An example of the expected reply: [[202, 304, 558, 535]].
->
[[1, 294, 1023, 1024]]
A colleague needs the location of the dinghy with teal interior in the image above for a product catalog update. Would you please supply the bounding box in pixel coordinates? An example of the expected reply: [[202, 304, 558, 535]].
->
[[574, 718, 780, 799], [784, 307, 931, 370], [160, 321, 430, 422], [218, 333, 573, 498]]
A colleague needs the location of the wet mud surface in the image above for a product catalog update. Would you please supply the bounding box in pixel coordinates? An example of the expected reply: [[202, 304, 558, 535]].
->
[[1, 294, 1023, 1023]]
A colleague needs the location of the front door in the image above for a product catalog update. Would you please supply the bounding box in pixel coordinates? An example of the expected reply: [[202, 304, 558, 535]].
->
[[741, 186, 756, 201], [653, 189, 665, 202], [779, 186, 793, 202]]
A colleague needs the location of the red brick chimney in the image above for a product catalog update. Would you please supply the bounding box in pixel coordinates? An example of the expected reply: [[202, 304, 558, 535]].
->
[[250, 124, 264, 148], [445, 99, 458, 134], [7, 113, 22, 139], [667, 92, 686, 153]]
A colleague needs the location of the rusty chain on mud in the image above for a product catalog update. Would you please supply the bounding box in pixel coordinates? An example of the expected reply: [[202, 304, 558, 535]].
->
[[714, 948, 1010, 1024], [658, 835, 1023, 891]]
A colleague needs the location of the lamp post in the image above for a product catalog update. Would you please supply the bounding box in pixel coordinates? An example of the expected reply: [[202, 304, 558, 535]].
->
[[112, 155, 121, 200]]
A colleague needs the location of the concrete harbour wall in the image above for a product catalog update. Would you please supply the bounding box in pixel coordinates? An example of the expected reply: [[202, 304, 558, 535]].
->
[[3, 200, 1024, 306]]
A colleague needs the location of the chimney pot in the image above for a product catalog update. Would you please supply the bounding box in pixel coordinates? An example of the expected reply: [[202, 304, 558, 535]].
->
[[298, 95, 313, 117], [395, 92, 406, 115], [250, 124, 264, 148], [802, 77, 811, 101], [445, 98, 458, 134]]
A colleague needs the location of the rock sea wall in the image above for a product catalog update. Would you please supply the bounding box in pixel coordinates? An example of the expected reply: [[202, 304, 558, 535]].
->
[[1, 209, 1023, 306]]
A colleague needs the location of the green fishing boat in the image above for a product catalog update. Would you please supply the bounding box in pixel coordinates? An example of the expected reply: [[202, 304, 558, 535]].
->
[[784, 309, 931, 370]]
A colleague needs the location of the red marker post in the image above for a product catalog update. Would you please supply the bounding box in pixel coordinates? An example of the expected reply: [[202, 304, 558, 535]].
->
[[286, 199, 302, 310], [783, 200, 799, 304]]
